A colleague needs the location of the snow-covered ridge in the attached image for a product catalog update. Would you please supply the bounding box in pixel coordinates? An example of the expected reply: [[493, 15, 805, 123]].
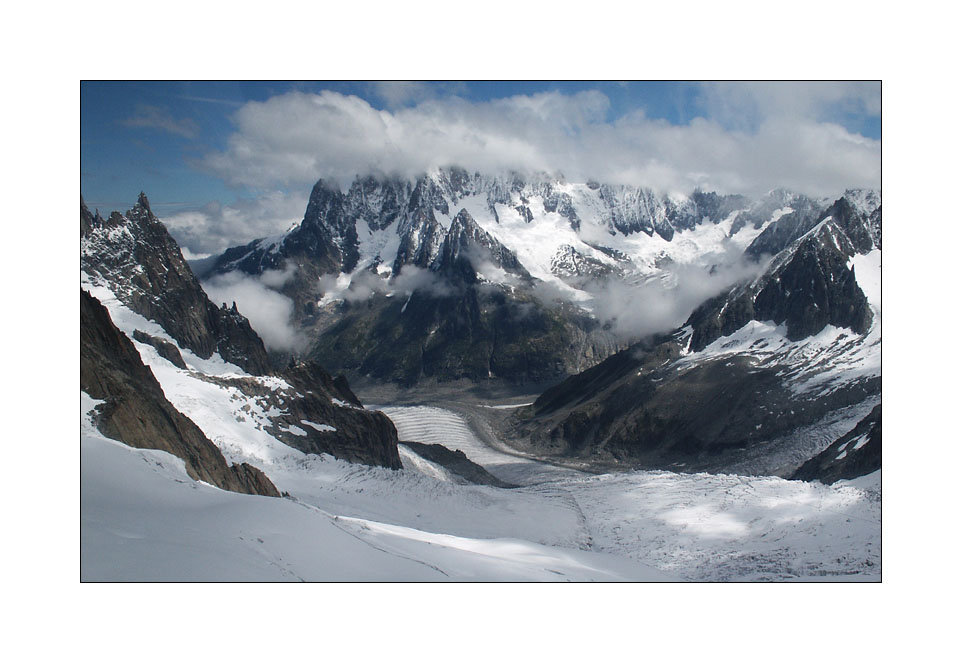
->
[[219, 169, 862, 307]]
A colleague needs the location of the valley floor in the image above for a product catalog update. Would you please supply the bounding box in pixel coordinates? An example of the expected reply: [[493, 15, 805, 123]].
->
[[82, 392, 880, 581]]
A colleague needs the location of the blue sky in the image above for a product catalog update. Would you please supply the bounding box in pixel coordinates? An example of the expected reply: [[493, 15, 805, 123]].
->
[[81, 81, 881, 254]]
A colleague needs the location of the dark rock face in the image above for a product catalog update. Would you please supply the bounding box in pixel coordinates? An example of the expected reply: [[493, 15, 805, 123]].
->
[[433, 209, 531, 283], [791, 405, 881, 484], [688, 212, 875, 352], [81, 195, 272, 375], [81, 290, 280, 497], [752, 223, 872, 340], [252, 361, 402, 469], [132, 330, 187, 369], [513, 334, 879, 472], [311, 287, 621, 387], [400, 441, 517, 488]]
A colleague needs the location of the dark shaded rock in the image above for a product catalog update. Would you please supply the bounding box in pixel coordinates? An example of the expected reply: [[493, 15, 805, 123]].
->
[[400, 441, 518, 488], [81, 290, 279, 497], [791, 405, 881, 484], [751, 223, 872, 341], [132, 329, 188, 369], [311, 286, 621, 387], [513, 332, 879, 472], [197, 360, 402, 469], [688, 218, 873, 351], [744, 196, 826, 259], [81, 195, 272, 375], [433, 209, 530, 283]]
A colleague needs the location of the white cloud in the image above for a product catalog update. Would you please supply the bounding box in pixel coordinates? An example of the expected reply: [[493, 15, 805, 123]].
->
[[160, 190, 307, 254], [201, 267, 308, 353], [580, 255, 767, 341], [199, 86, 880, 199]]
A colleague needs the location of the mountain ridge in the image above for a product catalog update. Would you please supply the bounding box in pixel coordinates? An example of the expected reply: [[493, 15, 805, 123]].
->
[[200, 168, 874, 386]]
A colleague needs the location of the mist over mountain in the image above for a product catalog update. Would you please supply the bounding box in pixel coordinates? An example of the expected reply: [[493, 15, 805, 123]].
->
[[200, 167, 867, 388]]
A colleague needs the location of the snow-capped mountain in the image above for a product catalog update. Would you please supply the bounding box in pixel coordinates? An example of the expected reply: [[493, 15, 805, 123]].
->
[[509, 188, 881, 478], [80, 184, 882, 581], [83, 194, 273, 375], [81, 195, 404, 471], [203, 168, 846, 385]]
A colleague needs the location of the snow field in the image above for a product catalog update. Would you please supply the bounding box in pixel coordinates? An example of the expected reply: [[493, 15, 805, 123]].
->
[[81, 428, 670, 581], [381, 404, 881, 581], [82, 292, 881, 581]]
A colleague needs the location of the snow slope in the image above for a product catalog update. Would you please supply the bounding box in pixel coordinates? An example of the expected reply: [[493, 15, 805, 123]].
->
[[81, 420, 670, 581], [81, 290, 880, 582]]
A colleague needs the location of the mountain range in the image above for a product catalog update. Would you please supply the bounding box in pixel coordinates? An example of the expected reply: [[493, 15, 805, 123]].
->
[[80, 167, 882, 580]]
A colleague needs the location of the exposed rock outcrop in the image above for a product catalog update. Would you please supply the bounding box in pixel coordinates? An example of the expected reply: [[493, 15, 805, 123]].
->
[[81, 195, 272, 375], [81, 290, 280, 497], [791, 405, 881, 484]]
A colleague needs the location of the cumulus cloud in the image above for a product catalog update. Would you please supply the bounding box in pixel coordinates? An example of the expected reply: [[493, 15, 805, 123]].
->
[[201, 265, 307, 353], [161, 190, 307, 254], [122, 104, 199, 139], [199, 85, 880, 198]]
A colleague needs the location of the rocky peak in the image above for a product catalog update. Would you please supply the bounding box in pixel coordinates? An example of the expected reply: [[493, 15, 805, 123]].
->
[[828, 191, 882, 253], [433, 209, 529, 281], [81, 195, 273, 375], [688, 215, 873, 350], [303, 179, 346, 235], [81, 196, 96, 235]]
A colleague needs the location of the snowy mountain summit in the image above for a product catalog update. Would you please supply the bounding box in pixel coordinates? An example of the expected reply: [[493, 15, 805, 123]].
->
[[81, 172, 882, 582], [204, 168, 878, 388]]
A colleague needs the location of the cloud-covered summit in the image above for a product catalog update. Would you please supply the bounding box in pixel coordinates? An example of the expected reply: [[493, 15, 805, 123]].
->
[[200, 84, 880, 199]]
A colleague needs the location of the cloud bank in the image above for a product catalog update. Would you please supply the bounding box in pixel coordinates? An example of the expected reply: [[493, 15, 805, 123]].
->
[[162, 190, 307, 255], [581, 256, 766, 342], [201, 264, 308, 353], [200, 84, 880, 198]]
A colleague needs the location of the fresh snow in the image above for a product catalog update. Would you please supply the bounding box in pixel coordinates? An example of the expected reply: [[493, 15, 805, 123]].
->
[[82, 428, 669, 581], [81, 289, 881, 582]]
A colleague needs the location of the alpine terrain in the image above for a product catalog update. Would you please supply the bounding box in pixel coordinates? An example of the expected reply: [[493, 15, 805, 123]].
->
[[81, 170, 881, 581]]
